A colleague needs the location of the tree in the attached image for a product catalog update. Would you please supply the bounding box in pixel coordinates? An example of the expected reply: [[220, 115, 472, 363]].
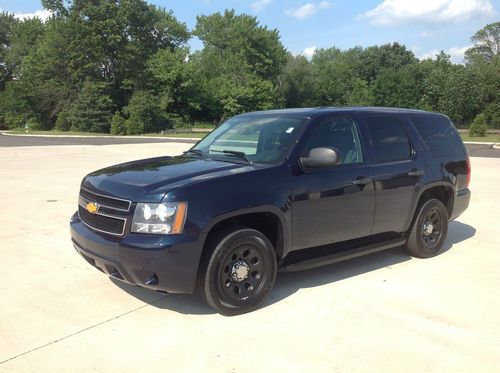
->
[[147, 47, 192, 119], [66, 80, 114, 132], [0, 12, 17, 91], [354, 43, 417, 83], [123, 90, 168, 134], [370, 65, 421, 108], [418, 52, 452, 111], [280, 54, 316, 108], [192, 10, 287, 121], [439, 66, 480, 126], [466, 22, 500, 62]]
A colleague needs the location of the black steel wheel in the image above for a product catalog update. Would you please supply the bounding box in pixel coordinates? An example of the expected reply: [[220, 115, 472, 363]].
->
[[406, 199, 448, 258], [198, 228, 277, 316]]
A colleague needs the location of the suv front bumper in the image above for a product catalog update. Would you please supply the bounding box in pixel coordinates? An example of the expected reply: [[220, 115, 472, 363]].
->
[[70, 212, 203, 294]]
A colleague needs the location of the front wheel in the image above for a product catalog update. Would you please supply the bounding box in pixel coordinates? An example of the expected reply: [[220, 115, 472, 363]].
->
[[406, 199, 449, 258], [198, 228, 277, 316]]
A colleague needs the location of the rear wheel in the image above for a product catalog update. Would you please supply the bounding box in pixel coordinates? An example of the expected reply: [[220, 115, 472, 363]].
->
[[198, 228, 277, 316], [406, 199, 448, 258]]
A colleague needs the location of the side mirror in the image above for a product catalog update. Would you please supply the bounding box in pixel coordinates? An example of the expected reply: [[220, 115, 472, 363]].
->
[[299, 147, 342, 171]]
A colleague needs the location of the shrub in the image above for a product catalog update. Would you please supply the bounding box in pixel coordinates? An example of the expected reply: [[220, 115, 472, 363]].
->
[[110, 112, 126, 135], [469, 113, 488, 137], [66, 81, 114, 133], [122, 91, 169, 135], [55, 110, 71, 131]]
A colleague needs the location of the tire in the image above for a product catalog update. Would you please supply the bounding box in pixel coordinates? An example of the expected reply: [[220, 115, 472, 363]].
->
[[198, 228, 277, 316], [406, 199, 448, 258]]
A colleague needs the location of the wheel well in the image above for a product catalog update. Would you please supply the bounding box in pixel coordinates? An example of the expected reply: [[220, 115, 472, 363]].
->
[[417, 186, 454, 218], [203, 212, 284, 258]]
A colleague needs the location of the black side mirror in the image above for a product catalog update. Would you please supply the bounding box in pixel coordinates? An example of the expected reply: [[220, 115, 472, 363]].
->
[[299, 147, 342, 171]]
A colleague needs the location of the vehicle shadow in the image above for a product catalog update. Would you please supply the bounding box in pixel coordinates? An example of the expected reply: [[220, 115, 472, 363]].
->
[[110, 220, 475, 315]]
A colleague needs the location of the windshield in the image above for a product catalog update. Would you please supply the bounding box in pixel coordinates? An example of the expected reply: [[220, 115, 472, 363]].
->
[[192, 114, 309, 164]]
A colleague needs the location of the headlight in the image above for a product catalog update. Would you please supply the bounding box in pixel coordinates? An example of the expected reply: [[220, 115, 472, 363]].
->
[[131, 202, 187, 234]]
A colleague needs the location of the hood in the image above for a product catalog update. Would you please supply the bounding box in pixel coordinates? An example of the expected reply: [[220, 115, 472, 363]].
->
[[81, 155, 255, 202]]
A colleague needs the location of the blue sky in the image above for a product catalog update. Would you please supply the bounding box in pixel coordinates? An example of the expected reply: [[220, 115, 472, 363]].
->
[[1, 0, 498, 63]]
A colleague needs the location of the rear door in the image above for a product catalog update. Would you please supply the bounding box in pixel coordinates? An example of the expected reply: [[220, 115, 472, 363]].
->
[[362, 114, 427, 235]]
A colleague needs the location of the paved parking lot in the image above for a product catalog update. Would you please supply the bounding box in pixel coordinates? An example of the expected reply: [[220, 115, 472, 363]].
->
[[0, 142, 499, 372]]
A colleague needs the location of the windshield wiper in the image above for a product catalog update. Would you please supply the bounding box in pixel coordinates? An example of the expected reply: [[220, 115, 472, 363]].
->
[[211, 150, 252, 164], [183, 149, 205, 157]]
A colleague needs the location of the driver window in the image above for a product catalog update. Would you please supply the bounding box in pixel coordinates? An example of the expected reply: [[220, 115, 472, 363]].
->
[[304, 117, 364, 165]]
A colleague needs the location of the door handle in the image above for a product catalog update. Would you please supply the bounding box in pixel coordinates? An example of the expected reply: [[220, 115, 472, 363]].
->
[[408, 169, 425, 177], [352, 177, 372, 185]]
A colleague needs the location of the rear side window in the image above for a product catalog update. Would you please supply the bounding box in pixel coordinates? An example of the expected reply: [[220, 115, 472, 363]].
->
[[367, 116, 412, 163], [411, 115, 465, 157]]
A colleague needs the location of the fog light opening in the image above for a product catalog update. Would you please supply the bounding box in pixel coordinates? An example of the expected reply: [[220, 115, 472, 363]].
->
[[144, 274, 159, 286]]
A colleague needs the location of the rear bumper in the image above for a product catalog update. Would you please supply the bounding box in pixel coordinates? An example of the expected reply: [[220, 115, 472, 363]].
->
[[450, 188, 471, 220], [70, 212, 203, 294]]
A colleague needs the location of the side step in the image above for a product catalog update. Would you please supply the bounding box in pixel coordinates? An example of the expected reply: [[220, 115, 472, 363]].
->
[[279, 238, 406, 272]]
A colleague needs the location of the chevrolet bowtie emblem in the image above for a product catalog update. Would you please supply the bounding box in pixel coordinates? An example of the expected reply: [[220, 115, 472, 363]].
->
[[86, 202, 99, 214]]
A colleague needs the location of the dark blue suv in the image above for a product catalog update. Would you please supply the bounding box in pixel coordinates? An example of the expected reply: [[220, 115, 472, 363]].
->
[[70, 107, 471, 315]]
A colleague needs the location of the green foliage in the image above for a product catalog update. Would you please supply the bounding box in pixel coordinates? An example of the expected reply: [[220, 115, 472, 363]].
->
[[465, 22, 499, 62], [484, 102, 500, 129], [66, 81, 114, 132], [110, 112, 126, 135], [0, 80, 32, 129], [123, 91, 168, 135], [469, 114, 488, 137], [439, 66, 480, 126], [192, 10, 287, 121], [54, 109, 70, 131], [280, 54, 316, 108], [0, 3, 498, 133]]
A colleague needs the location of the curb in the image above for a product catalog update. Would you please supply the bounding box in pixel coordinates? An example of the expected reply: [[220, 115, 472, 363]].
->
[[0, 132, 200, 141], [462, 141, 496, 145]]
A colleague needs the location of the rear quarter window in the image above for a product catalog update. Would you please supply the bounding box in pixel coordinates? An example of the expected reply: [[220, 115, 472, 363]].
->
[[411, 115, 465, 158]]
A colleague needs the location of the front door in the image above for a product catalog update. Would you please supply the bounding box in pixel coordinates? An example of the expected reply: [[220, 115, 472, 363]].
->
[[291, 115, 375, 250]]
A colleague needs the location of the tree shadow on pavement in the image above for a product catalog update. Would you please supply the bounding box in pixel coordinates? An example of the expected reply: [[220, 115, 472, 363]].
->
[[110, 220, 475, 315]]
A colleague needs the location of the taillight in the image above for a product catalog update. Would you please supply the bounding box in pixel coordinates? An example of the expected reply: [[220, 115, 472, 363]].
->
[[465, 155, 471, 187]]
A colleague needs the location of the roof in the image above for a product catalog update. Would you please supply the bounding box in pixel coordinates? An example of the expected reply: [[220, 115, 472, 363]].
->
[[241, 106, 436, 118]]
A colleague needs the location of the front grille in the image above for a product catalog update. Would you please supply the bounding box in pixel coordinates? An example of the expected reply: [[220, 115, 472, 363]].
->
[[78, 188, 130, 236], [78, 205, 126, 236], [80, 188, 130, 211]]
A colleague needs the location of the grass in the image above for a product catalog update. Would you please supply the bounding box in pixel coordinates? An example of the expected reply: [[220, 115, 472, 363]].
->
[[460, 133, 500, 143], [4, 128, 207, 138]]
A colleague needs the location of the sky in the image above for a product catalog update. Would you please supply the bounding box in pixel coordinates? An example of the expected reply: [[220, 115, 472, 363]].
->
[[0, 0, 498, 63]]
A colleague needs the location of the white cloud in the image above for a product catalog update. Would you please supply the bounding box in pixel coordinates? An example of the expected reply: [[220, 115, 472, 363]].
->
[[285, 1, 333, 20], [286, 3, 316, 19], [359, 0, 495, 26], [251, 0, 272, 13], [13, 9, 52, 22], [448, 45, 473, 63], [302, 45, 317, 59], [418, 45, 473, 64]]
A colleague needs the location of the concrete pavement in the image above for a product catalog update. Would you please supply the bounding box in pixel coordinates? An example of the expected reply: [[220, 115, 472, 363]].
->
[[0, 142, 499, 372], [0, 133, 198, 147]]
